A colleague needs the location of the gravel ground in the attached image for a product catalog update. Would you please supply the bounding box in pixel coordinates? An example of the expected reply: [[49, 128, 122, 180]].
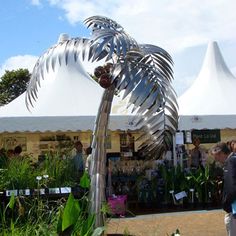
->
[[106, 209, 226, 236]]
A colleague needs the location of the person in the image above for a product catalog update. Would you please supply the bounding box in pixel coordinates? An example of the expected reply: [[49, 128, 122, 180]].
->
[[227, 140, 236, 153], [14, 145, 22, 156], [85, 146, 92, 173], [189, 138, 207, 169], [211, 142, 236, 235], [72, 141, 84, 178], [0, 148, 8, 168], [6, 149, 14, 159]]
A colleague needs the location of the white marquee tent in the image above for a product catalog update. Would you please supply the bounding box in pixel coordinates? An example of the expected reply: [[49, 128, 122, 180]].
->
[[1, 39, 235, 133], [178, 41, 236, 130]]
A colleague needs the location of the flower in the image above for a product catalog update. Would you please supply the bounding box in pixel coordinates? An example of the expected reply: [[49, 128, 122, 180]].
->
[[36, 176, 42, 181], [43, 174, 49, 179]]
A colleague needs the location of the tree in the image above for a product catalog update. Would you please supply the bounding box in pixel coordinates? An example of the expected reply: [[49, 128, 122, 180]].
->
[[0, 69, 31, 106], [26, 16, 178, 228]]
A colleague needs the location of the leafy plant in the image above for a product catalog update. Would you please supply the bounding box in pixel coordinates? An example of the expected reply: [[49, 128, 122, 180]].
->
[[159, 164, 187, 204], [0, 157, 38, 190], [38, 151, 77, 187], [0, 183, 105, 235], [186, 165, 218, 204]]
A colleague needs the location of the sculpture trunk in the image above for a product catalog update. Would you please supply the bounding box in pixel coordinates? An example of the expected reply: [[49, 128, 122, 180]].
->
[[89, 85, 115, 228]]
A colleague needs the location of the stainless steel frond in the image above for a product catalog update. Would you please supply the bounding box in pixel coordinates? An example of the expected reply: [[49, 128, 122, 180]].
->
[[25, 37, 92, 110], [84, 15, 124, 31], [84, 16, 138, 62], [98, 42, 178, 158], [26, 15, 179, 229]]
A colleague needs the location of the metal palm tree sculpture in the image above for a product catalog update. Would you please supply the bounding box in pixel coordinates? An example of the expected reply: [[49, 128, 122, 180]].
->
[[26, 16, 178, 228]]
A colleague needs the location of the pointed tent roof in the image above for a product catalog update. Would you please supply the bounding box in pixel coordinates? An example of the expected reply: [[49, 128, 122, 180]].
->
[[0, 35, 134, 132], [178, 41, 236, 129]]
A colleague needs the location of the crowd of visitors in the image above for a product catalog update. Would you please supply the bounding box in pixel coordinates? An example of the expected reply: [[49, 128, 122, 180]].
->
[[0, 145, 22, 167]]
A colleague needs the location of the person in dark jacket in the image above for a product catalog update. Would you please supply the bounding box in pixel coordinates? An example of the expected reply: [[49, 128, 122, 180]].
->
[[211, 142, 236, 236], [72, 141, 84, 179]]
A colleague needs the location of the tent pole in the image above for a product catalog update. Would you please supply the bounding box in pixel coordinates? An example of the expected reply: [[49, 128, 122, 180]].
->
[[172, 134, 177, 166]]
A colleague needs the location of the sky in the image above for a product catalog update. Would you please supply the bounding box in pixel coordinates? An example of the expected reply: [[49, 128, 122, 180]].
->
[[0, 0, 236, 96]]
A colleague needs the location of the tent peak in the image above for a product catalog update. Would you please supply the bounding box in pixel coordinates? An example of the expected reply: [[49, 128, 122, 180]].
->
[[198, 41, 235, 80], [58, 33, 70, 43], [178, 41, 236, 116]]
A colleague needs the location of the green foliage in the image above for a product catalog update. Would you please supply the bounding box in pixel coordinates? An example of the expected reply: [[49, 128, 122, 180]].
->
[[145, 163, 224, 206], [0, 149, 105, 235], [38, 151, 76, 188], [0, 69, 31, 106], [80, 171, 91, 189], [57, 192, 105, 236], [0, 157, 38, 190], [0, 150, 78, 190], [186, 165, 218, 203], [9, 193, 16, 210], [61, 193, 81, 231], [0, 191, 105, 235]]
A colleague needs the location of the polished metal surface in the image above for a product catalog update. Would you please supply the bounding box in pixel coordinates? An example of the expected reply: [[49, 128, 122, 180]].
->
[[26, 15, 178, 229]]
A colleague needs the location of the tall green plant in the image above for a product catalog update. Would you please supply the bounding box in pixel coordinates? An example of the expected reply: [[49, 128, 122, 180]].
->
[[159, 164, 188, 204], [0, 157, 38, 190], [38, 151, 76, 187], [0, 172, 104, 236], [186, 166, 216, 204]]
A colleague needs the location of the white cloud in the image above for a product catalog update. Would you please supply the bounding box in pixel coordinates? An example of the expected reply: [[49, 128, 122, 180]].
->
[[44, 0, 236, 53], [0, 55, 38, 77], [30, 0, 42, 6]]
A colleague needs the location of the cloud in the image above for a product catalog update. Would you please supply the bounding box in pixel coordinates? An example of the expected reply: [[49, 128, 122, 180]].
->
[[42, 0, 236, 53], [30, 0, 42, 6], [0, 55, 38, 77]]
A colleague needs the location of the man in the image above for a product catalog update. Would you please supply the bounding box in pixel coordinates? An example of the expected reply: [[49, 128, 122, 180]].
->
[[211, 142, 236, 235], [190, 138, 207, 168], [14, 145, 22, 156], [73, 141, 84, 178]]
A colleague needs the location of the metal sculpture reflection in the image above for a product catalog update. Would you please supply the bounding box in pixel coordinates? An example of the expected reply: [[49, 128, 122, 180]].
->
[[26, 16, 178, 228]]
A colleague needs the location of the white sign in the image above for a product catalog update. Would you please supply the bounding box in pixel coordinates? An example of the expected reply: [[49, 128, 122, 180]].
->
[[60, 187, 71, 193], [175, 191, 187, 200], [49, 188, 60, 194], [185, 130, 192, 143], [6, 190, 18, 197], [176, 132, 184, 145]]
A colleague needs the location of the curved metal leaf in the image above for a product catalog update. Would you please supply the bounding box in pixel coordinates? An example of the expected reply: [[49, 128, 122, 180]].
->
[[84, 16, 138, 62], [25, 37, 91, 110]]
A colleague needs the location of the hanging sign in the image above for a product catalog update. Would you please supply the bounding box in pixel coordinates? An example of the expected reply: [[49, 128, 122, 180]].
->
[[191, 129, 221, 144]]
